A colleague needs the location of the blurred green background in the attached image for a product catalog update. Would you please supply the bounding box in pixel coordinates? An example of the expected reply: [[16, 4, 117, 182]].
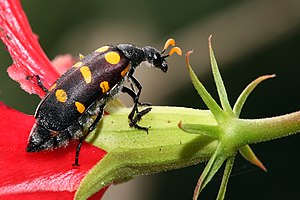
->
[[0, 0, 299, 199]]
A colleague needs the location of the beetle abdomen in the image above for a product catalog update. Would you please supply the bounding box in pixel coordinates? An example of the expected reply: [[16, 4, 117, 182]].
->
[[26, 123, 71, 152]]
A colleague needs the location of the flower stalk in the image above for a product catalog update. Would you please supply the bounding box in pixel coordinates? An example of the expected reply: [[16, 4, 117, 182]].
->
[[236, 111, 300, 145]]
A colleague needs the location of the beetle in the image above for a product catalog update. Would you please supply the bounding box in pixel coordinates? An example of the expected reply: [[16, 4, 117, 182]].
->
[[26, 38, 182, 165]]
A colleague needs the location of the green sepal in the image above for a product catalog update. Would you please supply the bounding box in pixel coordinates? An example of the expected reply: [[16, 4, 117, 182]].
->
[[185, 50, 224, 120], [239, 145, 267, 172], [208, 36, 233, 115], [216, 156, 235, 200], [193, 143, 228, 200], [233, 74, 275, 117], [179, 121, 221, 139]]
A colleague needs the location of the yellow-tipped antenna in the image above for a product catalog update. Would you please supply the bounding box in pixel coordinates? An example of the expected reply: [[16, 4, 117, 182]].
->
[[162, 38, 182, 57], [162, 38, 176, 52], [169, 47, 182, 56]]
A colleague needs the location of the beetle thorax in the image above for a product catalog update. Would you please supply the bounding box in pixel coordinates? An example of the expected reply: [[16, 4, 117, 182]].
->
[[116, 44, 145, 68]]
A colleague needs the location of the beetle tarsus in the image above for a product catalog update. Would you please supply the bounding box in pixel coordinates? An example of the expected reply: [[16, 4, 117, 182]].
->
[[129, 107, 152, 133]]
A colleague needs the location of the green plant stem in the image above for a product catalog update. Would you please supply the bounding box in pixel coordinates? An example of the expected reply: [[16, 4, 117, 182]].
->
[[236, 110, 300, 146]]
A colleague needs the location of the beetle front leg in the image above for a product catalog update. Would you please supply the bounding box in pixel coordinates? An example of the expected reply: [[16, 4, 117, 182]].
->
[[26, 74, 49, 93], [127, 76, 151, 107], [122, 86, 151, 133], [122, 86, 139, 119], [128, 107, 152, 133]]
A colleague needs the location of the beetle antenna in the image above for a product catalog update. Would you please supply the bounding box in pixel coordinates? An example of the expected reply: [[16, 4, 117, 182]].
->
[[162, 38, 176, 53], [161, 38, 182, 57], [168, 47, 182, 56]]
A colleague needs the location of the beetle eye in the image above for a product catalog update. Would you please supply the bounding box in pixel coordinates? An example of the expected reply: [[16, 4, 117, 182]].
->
[[161, 61, 168, 72], [152, 54, 168, 72], [152, 53, 162, 65]]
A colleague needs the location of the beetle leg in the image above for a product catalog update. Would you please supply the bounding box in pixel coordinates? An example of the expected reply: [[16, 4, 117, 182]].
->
[[128, 74, 153, 106], [73, 139, 83, 166], [121, 87, 138, 117], [122, 86, 138, 119], [129, 81, 151, 105], [129, 107, 152, 134], [26, 74, 49, 93], [127, 79, 151, 107], [127, 74, 142, 104], [73, 105, 104, 166], [88, 106, 104, 132], [122, 86, 151, 133]]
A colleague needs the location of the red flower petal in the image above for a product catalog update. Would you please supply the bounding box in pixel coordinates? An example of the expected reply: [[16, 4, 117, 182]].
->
[[0, 102, 107, 199], [0, 0, 59, 98], [1, 190, 107, 200], [51, 54, 78, 75]]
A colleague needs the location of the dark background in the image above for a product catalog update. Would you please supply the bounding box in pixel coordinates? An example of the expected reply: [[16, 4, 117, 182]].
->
[[0, 0, 299, 199]]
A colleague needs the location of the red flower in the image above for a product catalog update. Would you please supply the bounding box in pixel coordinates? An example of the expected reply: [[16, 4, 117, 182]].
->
[[0, 0, 108, 199]]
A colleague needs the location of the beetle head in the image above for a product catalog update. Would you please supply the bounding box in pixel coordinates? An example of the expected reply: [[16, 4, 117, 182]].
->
[[142, 38, 182, 72]]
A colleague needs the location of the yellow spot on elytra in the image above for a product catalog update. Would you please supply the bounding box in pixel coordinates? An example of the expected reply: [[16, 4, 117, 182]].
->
[[95, 46, 109, 53], [80, 66, 92, 84], [100, 81, 110, 93], [121, 64, 131, 76], [75, 101, 85, 113], [73, 61, 83, 68], [49, 83, 57, 91], [105, 52, 120, 65], [55, 89, 67, 102]]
